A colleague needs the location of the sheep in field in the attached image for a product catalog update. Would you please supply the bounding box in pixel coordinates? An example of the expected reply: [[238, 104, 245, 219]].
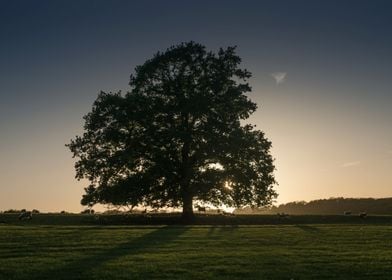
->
[[18, 210, 32, 221], [359, 212, 367, 218], [222, 211, 235, 216]]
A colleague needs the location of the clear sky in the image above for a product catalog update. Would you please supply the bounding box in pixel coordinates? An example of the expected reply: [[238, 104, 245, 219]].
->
[[1, 0, 391, 212]]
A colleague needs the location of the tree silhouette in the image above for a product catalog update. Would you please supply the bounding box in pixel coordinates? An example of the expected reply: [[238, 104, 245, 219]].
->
[[67, 42, 277, 220]]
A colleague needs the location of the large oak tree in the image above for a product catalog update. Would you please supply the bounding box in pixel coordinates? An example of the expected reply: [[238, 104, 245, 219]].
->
[[68, 42, 277, 219]]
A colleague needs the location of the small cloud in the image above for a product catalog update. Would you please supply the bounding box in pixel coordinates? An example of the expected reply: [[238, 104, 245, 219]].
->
[[341, 161, 361, 168], [271, 72, 287, 85]]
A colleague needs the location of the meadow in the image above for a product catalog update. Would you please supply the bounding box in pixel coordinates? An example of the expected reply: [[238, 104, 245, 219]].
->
[[1, 214, 392, 279]]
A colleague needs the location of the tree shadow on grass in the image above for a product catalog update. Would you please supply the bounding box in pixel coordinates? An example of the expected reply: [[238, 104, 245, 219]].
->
[[218, 225, 239, 233], [30, 226, 189, 280], [207, 226, 218, 237], [295, 224, 320, 233], [206, 225, 239, 237]]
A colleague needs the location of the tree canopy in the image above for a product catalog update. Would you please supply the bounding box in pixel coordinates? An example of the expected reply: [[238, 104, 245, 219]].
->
[[67, 42, 277, 219]]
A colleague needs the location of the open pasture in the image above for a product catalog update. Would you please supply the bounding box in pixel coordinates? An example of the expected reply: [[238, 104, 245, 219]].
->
[[1, 220, 392, 279], [1, 213, 392, 226]]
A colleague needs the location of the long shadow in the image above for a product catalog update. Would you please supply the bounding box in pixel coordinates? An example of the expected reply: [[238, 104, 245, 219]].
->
[[295, 224, 320, 233], [206, 225, 238, 237], [217, 224, 239, 233], [207, 225, 218, 237], [30, 226, 189, 280]]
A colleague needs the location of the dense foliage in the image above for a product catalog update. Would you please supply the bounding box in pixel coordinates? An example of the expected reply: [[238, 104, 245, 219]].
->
[[67, 42, 277, 218]]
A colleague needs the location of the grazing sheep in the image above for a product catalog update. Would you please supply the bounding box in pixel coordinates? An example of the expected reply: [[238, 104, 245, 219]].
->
[[344, 211, 352, 216], [222, 211, 235, 216], [18, 211, 32, 221], [197, 206, 206, 213], [359, 212, 367, 218]]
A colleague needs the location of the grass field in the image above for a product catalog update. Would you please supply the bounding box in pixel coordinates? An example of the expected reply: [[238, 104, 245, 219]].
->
[[1, 216, 392, 279], [2, 213, 392, 225]]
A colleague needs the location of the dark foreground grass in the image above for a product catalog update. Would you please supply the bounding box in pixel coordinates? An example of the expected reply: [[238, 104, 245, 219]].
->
[[2, 213, 392, 225], [1, 224, 392, 279]]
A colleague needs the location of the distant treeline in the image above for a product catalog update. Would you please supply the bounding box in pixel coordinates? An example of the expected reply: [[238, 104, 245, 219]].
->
[[2, 209, 40, 214], [235, 198, 392, 215]]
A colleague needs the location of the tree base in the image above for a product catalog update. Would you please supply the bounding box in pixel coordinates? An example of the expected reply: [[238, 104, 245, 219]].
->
[[181, 211, 195, 224]]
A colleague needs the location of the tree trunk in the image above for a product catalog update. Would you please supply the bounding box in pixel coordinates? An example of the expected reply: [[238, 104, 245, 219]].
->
[[180, 112, 194, 222], [181, 193, 194, 222]]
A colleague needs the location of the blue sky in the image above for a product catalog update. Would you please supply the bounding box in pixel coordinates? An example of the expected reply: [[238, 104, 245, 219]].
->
[[1, 0, 391, 211]]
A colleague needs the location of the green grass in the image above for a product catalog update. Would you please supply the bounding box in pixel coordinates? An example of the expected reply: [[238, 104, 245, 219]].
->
[[1, 224, 392, 279]]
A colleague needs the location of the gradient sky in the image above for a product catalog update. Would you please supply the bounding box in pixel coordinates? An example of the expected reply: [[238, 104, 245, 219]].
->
[[1, 0, 391, 212]]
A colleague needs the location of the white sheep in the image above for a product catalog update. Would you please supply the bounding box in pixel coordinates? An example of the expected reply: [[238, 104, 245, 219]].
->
[[18, 210, 32, 220]]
